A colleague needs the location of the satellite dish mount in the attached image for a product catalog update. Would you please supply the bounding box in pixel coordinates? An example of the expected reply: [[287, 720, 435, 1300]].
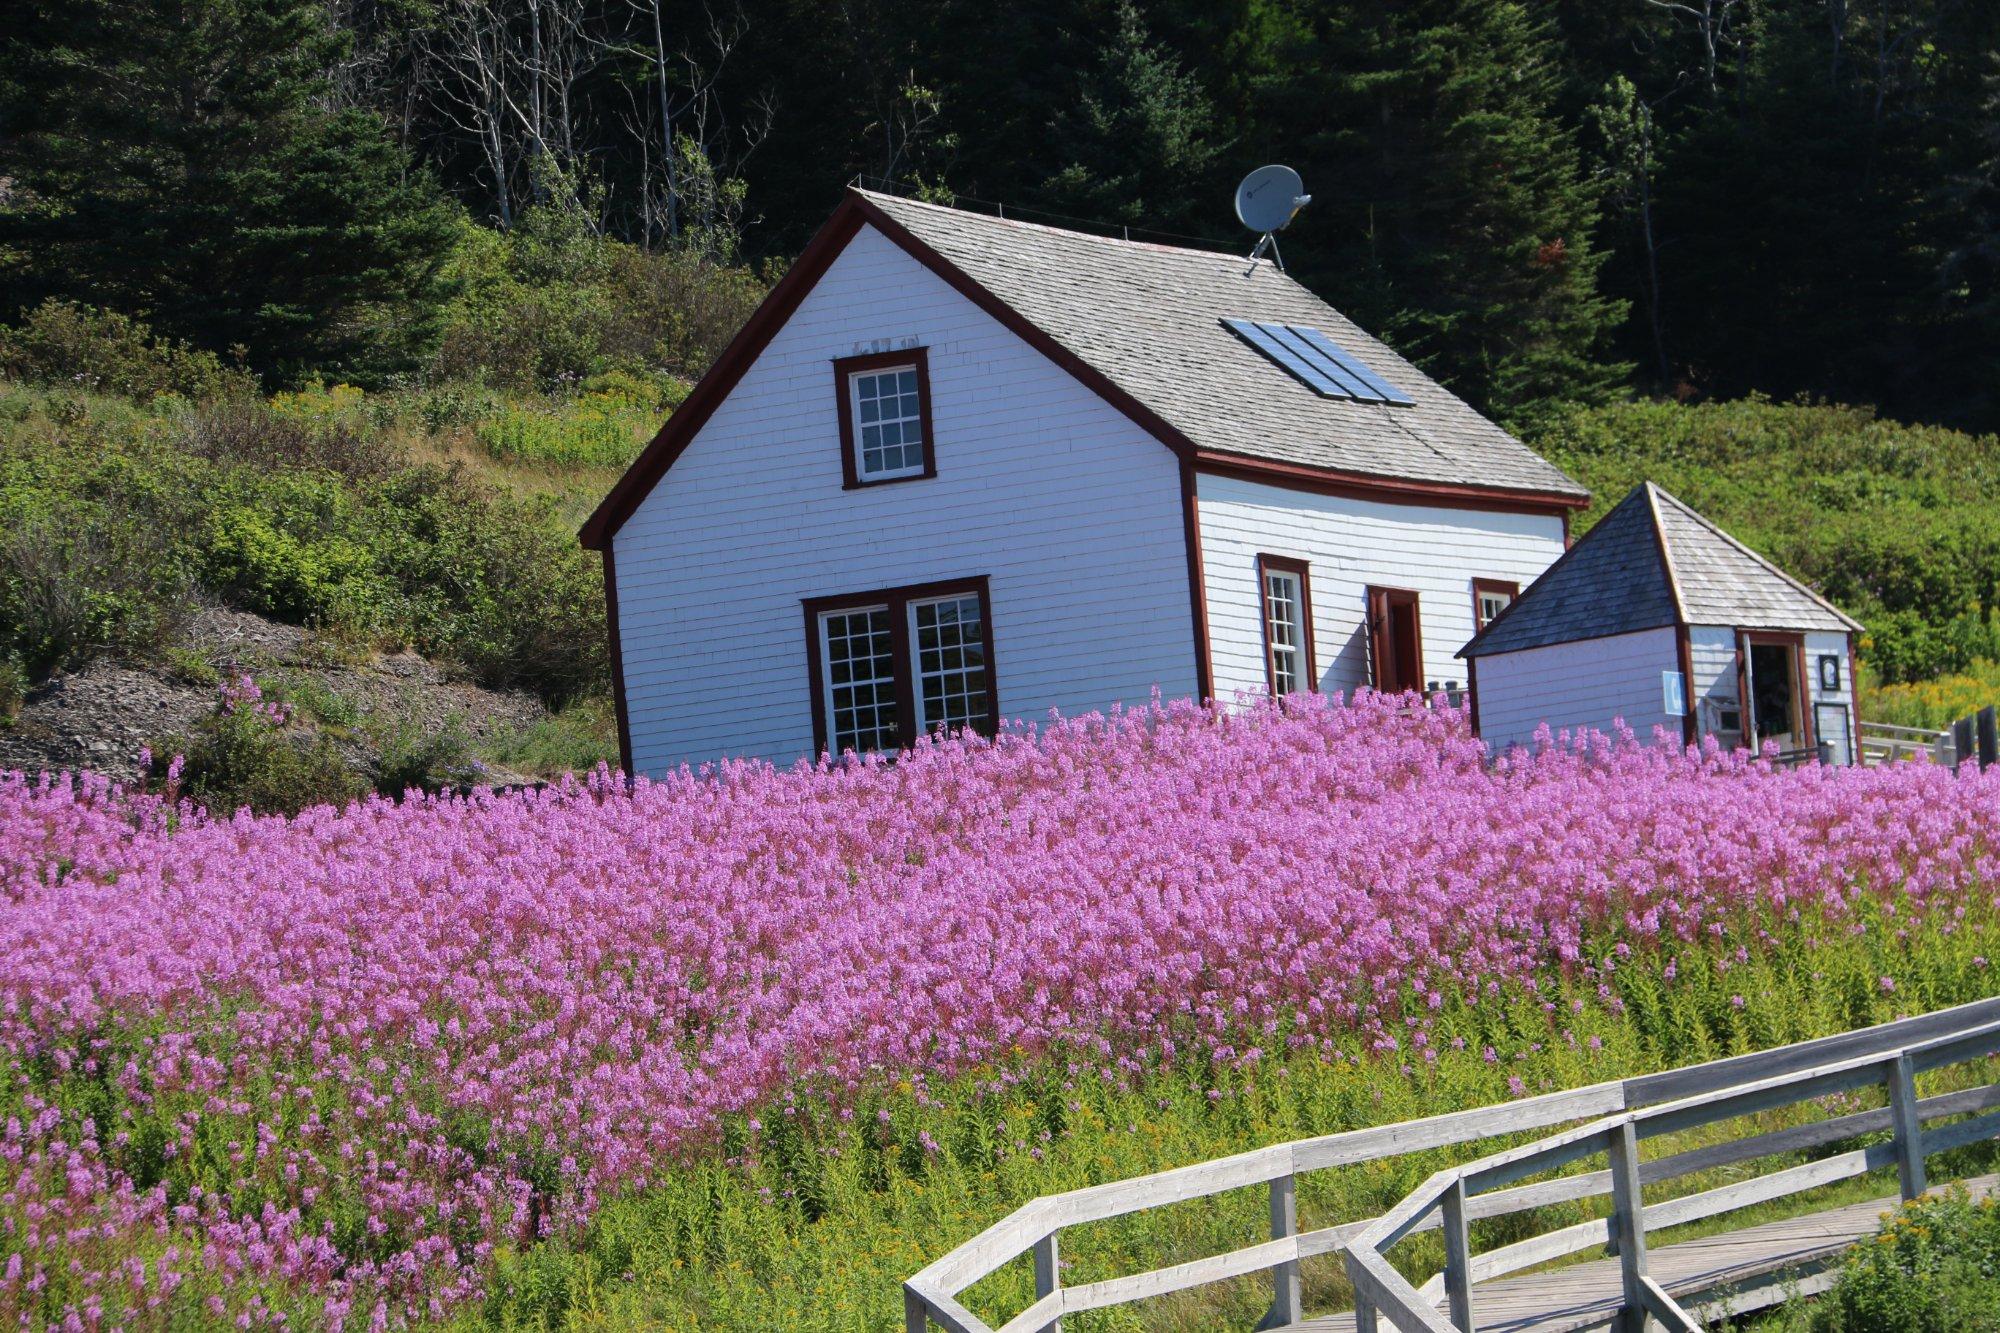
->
[[1235, 165, 1311, 274]]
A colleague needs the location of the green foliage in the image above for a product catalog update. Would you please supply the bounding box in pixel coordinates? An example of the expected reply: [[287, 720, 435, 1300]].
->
[[1861, 660, 2000, 732], [0, 0, 460, 383], [480, 698, 621, 779], [432, 203, 763, 392], [1539, 398, 2000, 682], [1766, 1187, 2000, 1332], [0, 387, 607, 704], [366, 711, 483, 797], [0, 301, 256, 402], [1244, 0, 1629, 428], [1040, 2, 1219, 230], [0, 654, 24, 726], [470, 375, 678, 469], [154, 677, 367, 818]]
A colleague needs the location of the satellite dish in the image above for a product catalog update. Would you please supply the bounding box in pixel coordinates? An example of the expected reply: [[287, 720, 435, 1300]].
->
[[1234, 166, 1311, 273], [1235, 165, 1310, 233]]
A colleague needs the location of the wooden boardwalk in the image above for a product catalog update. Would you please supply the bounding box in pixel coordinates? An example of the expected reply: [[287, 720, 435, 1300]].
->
[[1286, 1173, 1998, 1333]]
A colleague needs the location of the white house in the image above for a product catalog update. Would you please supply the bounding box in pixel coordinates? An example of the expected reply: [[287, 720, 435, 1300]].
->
[[1460, 482, 1863, 762], [580, 187, 1590, 774]]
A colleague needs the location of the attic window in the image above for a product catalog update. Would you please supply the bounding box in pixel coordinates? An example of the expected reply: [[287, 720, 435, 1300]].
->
[[1221, 319, 1415, 405], [835, 348, 936, 487]]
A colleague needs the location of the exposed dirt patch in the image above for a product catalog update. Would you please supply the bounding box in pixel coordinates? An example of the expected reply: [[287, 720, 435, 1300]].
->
[[0, 606, 548, 783]]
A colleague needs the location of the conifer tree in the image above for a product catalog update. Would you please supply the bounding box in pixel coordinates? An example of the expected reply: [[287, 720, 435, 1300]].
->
[[1244, 0, 1628, 427], [0, 0, 459, 382]]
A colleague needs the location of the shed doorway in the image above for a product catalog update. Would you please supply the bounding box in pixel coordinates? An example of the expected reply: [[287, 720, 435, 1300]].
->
[[1367, 586, 1424, 694], [1745, 635, 1806, 750]]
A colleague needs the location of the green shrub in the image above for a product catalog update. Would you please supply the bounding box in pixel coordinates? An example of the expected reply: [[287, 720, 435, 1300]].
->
[[0, 654, 25, 726], [431, 202, 764, 390], [198, 477, 392, 634], [480, 696, 620, 777], [366, 710, 483, 795], [153, 676, 367, 817], [0, 300, 256, 401], [1768, 1186, 2000, 1332], [0, 513, 194, 676], [1861, 660, 2000, 731]]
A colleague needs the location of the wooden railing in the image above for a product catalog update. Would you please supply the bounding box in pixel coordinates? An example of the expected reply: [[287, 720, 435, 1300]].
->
[[901, 997, 2000, 1333], [1858, 720, 1953, 767], [1344, 1018, 2000, 1331]]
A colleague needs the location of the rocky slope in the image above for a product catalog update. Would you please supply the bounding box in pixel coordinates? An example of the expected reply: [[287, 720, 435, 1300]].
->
[[0, 606, 549, 784]]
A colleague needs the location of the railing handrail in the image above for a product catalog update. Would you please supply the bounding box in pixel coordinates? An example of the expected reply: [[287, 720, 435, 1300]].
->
[[1345, 1017, 2000, 1332], [902, 996, 2000, 1332]]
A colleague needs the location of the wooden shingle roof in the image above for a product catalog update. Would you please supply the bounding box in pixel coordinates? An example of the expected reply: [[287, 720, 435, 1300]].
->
[[1460, 483, 1859, 659], [859, 191, 1587, 501]]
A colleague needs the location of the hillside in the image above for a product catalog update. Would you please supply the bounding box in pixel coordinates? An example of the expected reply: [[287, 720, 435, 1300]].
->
[[7, 350, 2000, 808], [1540, 398, 2000, 685]]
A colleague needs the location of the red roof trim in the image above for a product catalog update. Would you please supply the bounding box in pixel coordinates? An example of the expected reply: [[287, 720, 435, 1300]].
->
[[579, 188, 1589, 550], [578, 201, 867, 549]]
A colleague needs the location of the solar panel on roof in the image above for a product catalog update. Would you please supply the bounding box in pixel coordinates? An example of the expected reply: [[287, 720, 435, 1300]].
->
[[1221, 318, 1415, 406], [1260, 322, 1385, 402], [1290, 325, 1416, 405], [1221, 318, 1346, 397]]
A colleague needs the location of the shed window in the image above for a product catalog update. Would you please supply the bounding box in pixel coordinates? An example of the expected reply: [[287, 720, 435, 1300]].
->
[[1257, 555, 1314, 697], [835, 349, 935, 487], [806, 579, 995, 756]]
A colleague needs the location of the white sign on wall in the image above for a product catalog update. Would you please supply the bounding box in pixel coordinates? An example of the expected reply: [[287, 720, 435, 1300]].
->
[[1663, 669, 1687, 717]]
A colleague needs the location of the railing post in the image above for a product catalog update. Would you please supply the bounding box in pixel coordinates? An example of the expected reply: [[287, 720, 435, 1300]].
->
[[1888, 1052, 1927, 1202], [1261, 1172, 1302, 1328], [1440, 1176, 1475, 1331], [1352, 1298, 1378, 1333], [1607, 1120, 1649, 1333], [1033, 1231, 1061, 1333], [904, 1285, 930, 1333]]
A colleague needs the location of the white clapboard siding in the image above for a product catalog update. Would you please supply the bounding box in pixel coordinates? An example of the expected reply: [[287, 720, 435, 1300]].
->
[[612, 224, 1197, 773], [1688, 625, 1738, 713], [1804, 629, 1857, 761], [1194, 473, 1567, 702], [1473, 627, 1680, 754]]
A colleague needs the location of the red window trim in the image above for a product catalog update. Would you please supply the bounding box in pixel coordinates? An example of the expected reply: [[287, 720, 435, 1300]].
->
[[833, 347, 937, 490], [801, 575, 997, 757], [1470, 577, 1520, 633], [1255, 554, 1316, 696]]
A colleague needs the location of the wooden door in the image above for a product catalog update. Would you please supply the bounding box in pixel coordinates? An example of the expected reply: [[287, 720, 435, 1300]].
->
[[1367, 586, 1425, 694]]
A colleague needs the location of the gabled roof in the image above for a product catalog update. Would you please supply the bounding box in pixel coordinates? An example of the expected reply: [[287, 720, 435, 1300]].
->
[[1460, 482, 1861, 659], [858, 191, 1586, 501], [581, 187, 1587, 550]]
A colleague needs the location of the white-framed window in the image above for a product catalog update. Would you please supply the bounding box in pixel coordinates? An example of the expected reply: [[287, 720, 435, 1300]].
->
[[810, 580, 993, 756], [911, 593, 988, 734], [1259, 558, 1311, 696], [849, 365, 926, 481], [1472, 578, 1519, 632], [819, 604, 900, 755]]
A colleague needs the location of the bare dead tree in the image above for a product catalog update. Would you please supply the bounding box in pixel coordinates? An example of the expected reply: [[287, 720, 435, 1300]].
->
[[1642, 0, 1746, 96], [423, 0, 519, 226]]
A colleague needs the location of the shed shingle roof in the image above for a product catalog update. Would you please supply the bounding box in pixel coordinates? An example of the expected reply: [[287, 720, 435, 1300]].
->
[[1460, 483, 1860, 658], [858, 190, 1587, 501]]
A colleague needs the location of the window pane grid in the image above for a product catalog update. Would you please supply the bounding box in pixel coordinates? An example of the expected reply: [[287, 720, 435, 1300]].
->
[[821, 606, 898, 754], [852, 367, 926, 480], [911, 595, 987, 735], [1263, 569, 1305, 696]]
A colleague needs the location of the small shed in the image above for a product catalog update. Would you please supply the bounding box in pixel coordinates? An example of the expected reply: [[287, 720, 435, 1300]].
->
[[1460, 483, 1864, 762]]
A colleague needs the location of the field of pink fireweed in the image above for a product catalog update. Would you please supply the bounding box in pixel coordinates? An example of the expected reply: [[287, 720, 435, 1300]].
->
[[2, 694, 1999, 1329]]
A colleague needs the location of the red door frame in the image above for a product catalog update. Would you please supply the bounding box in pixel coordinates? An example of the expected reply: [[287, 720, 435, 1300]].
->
[[1740, 630, 1815, 751], [1367, 586, 1425, 694]]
